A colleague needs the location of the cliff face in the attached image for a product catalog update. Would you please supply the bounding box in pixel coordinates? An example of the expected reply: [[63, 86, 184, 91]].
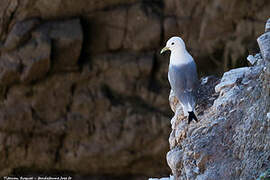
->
[[0, 18, 170, 178], [1, 0, 269, 73], [0, 0, 269, 179], [166, 21, 270, 180]]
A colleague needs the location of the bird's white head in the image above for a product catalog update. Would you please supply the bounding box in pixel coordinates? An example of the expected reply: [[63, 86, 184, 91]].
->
[[160, 36, 186, 54]]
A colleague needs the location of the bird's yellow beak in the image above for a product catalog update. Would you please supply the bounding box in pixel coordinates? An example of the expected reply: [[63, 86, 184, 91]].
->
[[160, 47, 170, 54]]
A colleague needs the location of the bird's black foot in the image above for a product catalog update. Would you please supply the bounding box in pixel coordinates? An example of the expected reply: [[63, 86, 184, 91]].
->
[[188, 111, 198, 124]]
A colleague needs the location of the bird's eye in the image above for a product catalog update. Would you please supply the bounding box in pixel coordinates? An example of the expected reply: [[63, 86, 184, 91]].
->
[[171, 42, 175, 45]]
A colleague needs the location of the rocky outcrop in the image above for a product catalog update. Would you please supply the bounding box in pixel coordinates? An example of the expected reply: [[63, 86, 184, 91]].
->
[[166, 20, 270, 180], [0, 0, 269, 179]]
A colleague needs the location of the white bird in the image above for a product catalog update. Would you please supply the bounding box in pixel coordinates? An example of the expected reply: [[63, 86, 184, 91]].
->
[[161, 36, 199, 124]]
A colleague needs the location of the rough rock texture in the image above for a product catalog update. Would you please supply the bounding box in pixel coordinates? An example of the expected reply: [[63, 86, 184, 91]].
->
[[0, 0, 269, 74], [0, 18, 170, 179], [166, 25, 270, 180], [0, 18, 82, 86], [0, 0, 269, 179]]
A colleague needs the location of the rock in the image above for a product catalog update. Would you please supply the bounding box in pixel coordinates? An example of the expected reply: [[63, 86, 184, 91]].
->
[[0, 1, 269, 179], [265, 18, 270, 32], [257, 169, 270, 180], [0, 49, 170, 178], [163, 0, 270, 72], [0, 0, 18, 41], [267, 112, 270, 119], [163, 17, 178, 42], [87, 7, 127, 53], [247, 53, 264, 66], [0, 18, 83, 85], [167, 147, 184, 177], [2, 18, 40, 52], [165, 21, 270, 179], [0, 0, 269, 73], [149, 176, 174, 180], [0, 101, 34, 133], [30, 73, 77, 123], [90, 52, 154, 95], [124, 3, 161, 51], [257, 31, 270, 61], [39, 19, 83, 71], [33, 0, 139, 18], [215, 67, 250, 93], [247, 55, 257, 65], [0, 53, 20, 85], [18, 33, 51, 83]]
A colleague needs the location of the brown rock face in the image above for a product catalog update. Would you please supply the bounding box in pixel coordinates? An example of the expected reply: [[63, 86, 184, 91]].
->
[[2, 18, 40, 52], [0, 18, 82, 85], [124, 4, 161, 51], [0, 17, 170, 179], [0, 0, 266, 73], [0, 0, 269, 179]]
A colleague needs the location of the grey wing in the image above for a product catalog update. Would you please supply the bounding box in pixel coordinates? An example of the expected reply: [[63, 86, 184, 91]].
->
[[169, 63, 198, 111], [185, 61, 198, 92], [169, 62, 198, 93], [168, 65, 186, 93]]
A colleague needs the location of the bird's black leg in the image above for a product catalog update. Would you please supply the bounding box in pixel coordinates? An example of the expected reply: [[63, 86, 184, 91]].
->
[[188, 111, 198, 124]]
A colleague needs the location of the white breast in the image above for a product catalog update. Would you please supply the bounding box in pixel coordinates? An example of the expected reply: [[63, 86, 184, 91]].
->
[[170, 50, 193, 66]]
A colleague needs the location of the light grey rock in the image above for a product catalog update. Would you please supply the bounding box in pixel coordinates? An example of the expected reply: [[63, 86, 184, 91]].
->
[[257, 32, 270, 61], [257, 22, 270, 61], [167, 147, 184, 177], [267, 112, 270, 119], [166, 20, 270, 180], [247, 55, 257, 65], [215, 67, 249, 93], [149, 176, 174, 180], [265, 18, 270, 32]]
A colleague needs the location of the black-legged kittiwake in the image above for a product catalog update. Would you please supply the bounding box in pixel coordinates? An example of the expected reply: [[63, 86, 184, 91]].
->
[[160, 36, 199, 124]]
